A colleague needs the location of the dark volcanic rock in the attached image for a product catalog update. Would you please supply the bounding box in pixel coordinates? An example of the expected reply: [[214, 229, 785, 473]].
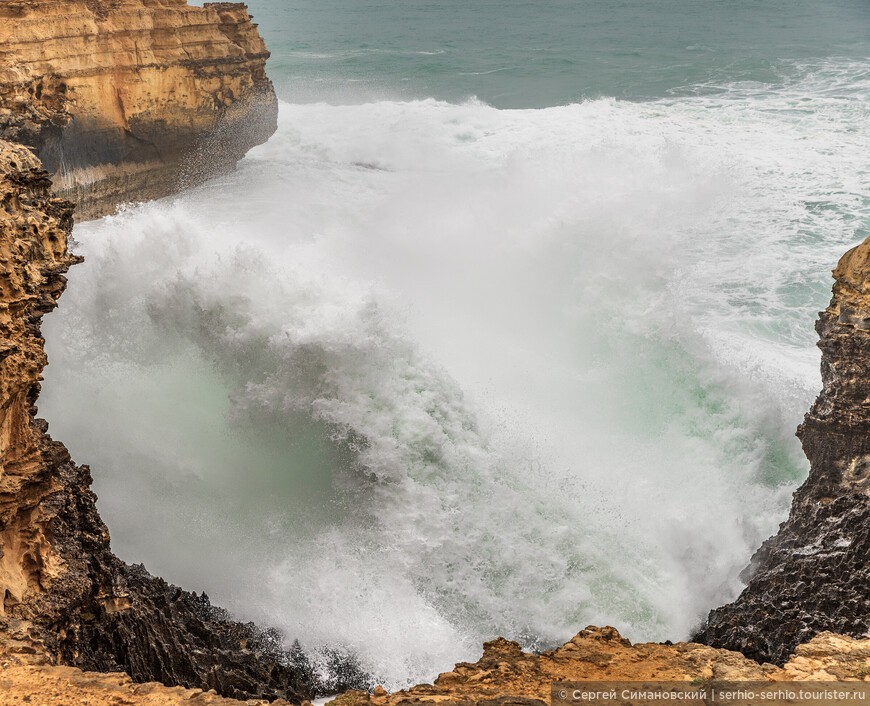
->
[[51, 560, 316, 701], [695, 236, 870, 665], [36, 442, 317, 701]]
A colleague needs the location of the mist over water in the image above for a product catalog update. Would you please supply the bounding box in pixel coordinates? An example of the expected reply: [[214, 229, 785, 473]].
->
[[40, 0, 870, 690]]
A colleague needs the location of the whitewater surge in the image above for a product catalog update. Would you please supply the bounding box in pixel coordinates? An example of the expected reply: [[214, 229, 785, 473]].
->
[[42, 64, 870, 687]]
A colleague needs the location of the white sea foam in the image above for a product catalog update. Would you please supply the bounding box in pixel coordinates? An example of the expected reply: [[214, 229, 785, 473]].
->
[[42, 61, 870, 688]]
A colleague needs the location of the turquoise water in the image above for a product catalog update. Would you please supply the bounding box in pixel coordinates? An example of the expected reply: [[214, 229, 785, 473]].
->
[[247, 0, 870, 105], [41, 0, 870, 689]]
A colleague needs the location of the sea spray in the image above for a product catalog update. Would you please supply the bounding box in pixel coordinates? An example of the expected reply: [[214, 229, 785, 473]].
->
[[42, 63, 869, 686]]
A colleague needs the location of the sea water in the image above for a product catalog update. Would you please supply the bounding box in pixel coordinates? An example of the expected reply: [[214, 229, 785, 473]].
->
[[39, 0, 870, 689]]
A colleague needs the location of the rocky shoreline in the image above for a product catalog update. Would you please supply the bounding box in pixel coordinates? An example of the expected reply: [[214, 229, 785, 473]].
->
[[1, 0, 870, 703], [695, 238, 870, 664], [7, 626, 870, 706], [329, 627, 870, 706]]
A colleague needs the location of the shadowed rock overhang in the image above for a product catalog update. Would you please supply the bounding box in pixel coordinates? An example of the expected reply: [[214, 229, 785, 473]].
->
[[0, 0, 278, 221]]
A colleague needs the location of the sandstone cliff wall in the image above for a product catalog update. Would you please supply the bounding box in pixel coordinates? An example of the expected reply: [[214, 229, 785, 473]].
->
[[0, 141, 80, 617], [0, 0, 277, 220], [0, 140, 315, 702], [696, 236, 870, 664]]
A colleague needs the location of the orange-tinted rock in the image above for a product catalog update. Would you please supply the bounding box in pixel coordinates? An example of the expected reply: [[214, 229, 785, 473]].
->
[[0, 637, 296, 706], [0, 140, 80, 614], [0, 0, 277, 220], [330, 627, 870, 706], [0, 141, 315, 702]]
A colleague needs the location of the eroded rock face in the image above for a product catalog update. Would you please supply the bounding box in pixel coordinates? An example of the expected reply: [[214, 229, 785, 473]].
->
[[0, 0, 277, 220], [0, 632, 299, 706], [0, 141, 80, 616], [328, 626, 870, 706], [695, 236, 870, 664], [6, 625, 870, 706], [0, 141, 314, 702]]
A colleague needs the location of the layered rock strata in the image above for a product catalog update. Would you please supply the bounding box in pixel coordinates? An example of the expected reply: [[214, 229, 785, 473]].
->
[[0, 0, 277, 220], [328, 626, 870, 706], [696, 236, 870, 664], [0, 141, 314, 702]]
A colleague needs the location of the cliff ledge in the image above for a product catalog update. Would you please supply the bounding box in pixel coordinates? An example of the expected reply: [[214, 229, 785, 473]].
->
[[0, 0, 277, 220]]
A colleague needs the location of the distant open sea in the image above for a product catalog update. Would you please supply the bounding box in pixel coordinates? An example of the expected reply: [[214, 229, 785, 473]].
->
[[40, 0, 870, 689]]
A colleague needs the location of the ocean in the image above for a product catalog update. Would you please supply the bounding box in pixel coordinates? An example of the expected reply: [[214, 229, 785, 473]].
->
[[39, 0, 870, 689]]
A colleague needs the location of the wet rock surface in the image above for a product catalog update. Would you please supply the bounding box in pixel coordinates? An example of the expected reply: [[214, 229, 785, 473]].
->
[[696, 236, 870, 664]]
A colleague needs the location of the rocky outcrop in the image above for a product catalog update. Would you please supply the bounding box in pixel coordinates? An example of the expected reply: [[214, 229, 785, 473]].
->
[[0, 141, 315, 702], [6, 627, 870, 706], [0, 141, 80, 617], [696, 236, 870, 664], [327, 626, 870, 706], [0, 0, 277, 220], [0, 632, 299, 706]]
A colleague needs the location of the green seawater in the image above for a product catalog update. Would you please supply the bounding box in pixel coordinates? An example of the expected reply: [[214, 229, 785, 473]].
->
[[243, 0, 870, 106], [40, 0, 870, 688]]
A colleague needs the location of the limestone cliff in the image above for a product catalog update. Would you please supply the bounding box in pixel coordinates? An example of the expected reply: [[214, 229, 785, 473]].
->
[[0, 0, 277, 220], [696, 235, 870, 664], [0, 140, 314, 702], [0, 141, 80, 615]]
